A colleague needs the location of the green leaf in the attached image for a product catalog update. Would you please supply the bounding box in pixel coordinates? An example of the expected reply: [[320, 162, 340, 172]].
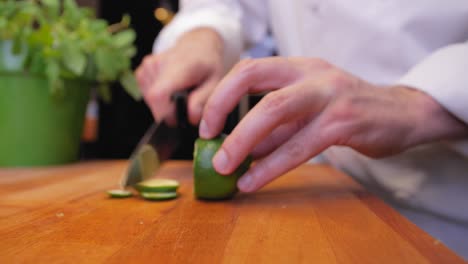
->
[[43, 46, 60, 59], [63, 0, 78, 12], [122, 46, 137, 57], [0, 1, 138, 100], [63, 0, 83, 26], [88, 20, 107, 33], [79, 7, 94, 19], [98, 83, 112, 103], [41, 0, 60, 19], [62, 42, 86, 75], [120, 71, 141, 100], [82, 56, 97, 81], [28, 51, 47, 75], [0, 17, 7, 29], [45, 59, 63, 97], [28, 25, 53, 47], [94, 48, 118, 81], [12, 30, 24, 54], [112, 29, 136, 48]]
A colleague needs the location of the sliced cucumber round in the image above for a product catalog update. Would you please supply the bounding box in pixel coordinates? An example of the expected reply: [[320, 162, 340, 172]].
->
[[107, 189, 133, 198], [140, 191, 178, 201], [135, 179, 180, 193]]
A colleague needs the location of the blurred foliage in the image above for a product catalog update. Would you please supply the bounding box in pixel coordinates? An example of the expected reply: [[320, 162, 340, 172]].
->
[[0, 0, 141, 100]]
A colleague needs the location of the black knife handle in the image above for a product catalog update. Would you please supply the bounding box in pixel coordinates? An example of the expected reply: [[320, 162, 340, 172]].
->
[[171, 91, 189, 128]]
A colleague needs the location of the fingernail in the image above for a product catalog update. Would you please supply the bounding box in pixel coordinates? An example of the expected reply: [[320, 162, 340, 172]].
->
[[238, 173, 253, 192], [199, 119, 211, 138], [213, 148, 229, 174]]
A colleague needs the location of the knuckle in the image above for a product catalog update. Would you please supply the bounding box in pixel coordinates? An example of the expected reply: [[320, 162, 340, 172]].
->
[[227, 132, 248, 151], [328, 96, 357, 121], [141, 55, 153, 67], [285, 140, 306, 159], [146, 88, 164, 103], [143, 55, 162, 74], [234, 58, 258, 75], [258, 91, 290, 116], [320, 96, 362, 143], [293, 117, 310, 132], [306, 57, 332, 70], [252, 161, 273, 182], [135, 68, 144, 82], [236, 58, 254, 68], [187, 63, 210, 80], [330, 71, 350, 89], [204, 97, 222, 115], [188, 96, 203, 114], [325, 70, 356, 95]]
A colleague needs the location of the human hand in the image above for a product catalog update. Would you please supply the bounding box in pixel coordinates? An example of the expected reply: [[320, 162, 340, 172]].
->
[[200, 57, 467, 192], [135, 28, 225, 125]]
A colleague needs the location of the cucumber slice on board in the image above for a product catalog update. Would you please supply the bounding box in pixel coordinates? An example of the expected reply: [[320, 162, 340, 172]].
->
[[140, 191, 178, 201], [135, 179, 180, 193], [107, 189, 133, 198]]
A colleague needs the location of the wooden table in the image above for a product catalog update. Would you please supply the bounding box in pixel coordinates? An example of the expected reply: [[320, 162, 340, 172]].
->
[[0, 161, 464, 263]]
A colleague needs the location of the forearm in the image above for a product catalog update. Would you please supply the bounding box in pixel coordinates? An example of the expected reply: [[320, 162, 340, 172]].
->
[[153, 1, 244, 69], [172, 28, 224, 62]]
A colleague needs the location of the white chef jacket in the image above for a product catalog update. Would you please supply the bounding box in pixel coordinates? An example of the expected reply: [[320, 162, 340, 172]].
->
[[153, 0, 468, 257]]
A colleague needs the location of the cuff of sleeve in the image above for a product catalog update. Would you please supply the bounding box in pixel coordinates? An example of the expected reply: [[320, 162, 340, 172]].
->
[[152, 8, 243, 70], [397, 43, 468, 125]]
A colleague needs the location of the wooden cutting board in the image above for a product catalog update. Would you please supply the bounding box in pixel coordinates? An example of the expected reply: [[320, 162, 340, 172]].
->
[[0, 161, 464, 263]]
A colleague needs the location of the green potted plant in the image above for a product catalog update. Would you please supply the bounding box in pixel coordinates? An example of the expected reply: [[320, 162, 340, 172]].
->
[[0, 0, 141, 166]]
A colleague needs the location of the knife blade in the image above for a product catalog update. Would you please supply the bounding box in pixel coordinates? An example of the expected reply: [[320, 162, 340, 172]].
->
[[120, 92, 189, 188]]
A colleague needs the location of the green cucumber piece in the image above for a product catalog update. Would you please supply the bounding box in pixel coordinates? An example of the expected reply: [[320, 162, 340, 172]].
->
[[135, 179, 179, 193], [140, 191, 178, 201], [193, 136, 251, 200], [107, 189, 133, 198]]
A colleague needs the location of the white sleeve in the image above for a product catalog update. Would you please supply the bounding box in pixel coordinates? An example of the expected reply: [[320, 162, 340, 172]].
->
[[398, 42, 468, 125], [153, 0, 269, 69]]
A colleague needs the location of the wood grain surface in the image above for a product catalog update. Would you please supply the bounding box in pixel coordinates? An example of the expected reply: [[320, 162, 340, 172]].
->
[[0, 161, 464, 263]]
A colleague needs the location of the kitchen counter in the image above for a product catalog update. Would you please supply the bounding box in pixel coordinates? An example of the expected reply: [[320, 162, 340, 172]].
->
[[0, 160, 464, 263]]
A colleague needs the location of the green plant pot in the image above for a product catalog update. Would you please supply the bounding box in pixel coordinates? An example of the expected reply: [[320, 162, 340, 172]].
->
[[0, 73, 90, 167]]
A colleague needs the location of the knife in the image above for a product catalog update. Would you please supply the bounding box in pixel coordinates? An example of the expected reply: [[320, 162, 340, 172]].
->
[[120, 92, 189, 188]]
